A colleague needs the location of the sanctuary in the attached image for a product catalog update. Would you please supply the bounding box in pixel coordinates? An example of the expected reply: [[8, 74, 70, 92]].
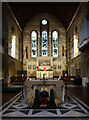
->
[[23, 14, 66, 79]]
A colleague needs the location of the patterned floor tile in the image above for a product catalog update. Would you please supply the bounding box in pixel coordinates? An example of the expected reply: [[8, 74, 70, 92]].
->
[[73, 109, 86, 114], [72, 106, 81, 110], [61, 110, 87, 117], [32, 110, 42, 115], [60, 109, 70, 114], [47, 110, 57, 114], [32, 110, 57, 116], [2, 94, 89, 118], [12, 103, 28, 109], [3, 110, 27, 117], [19, 110, 30, 115]]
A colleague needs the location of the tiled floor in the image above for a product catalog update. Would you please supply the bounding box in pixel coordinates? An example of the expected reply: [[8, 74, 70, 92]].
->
[[2, 94, 89, 119]]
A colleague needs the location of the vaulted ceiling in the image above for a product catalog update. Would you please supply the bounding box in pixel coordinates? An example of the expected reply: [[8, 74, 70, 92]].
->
[[8, 2, 80, 30]]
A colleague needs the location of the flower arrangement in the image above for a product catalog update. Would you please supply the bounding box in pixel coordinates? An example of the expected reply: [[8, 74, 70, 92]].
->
[[36, 66, 53, 71], [51, 66, 53, 69], [37, 68, 43, 71], [27, 97, 34, 107], [36, 66, 39, 69], [47, 66, 53, 71], [40, 97, 48, 104], [47, 68, 53, 71], [54, 97, 60, 107]]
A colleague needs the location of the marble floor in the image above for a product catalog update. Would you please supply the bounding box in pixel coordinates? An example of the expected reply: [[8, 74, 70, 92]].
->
[[1, 92, 89, 119]]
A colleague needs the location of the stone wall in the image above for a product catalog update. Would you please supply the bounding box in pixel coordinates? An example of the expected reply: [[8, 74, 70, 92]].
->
[[2, 3, 23, 84], [81, 45, 89, 78], [66, 3, 87, 77]]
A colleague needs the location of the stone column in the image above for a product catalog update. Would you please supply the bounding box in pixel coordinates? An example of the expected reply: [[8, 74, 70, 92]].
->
[[40, 36, 42, 57], [29, 37, 31, 58], [49, 32, 51, 57], [37, 32, 40, 57]]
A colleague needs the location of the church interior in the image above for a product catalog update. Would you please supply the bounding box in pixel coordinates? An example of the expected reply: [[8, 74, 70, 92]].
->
[[1, 2, 89, 119]]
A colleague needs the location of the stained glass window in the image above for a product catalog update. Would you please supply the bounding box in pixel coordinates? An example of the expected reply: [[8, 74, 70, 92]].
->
[[42, 19, 47, 25], [42, 31, 47, 56], [52, 31, 58, 58], [31, 31, 37, 58]]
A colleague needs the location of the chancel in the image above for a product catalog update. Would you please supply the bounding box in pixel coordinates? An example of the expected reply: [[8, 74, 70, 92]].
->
[[1, 2, 89, 119]]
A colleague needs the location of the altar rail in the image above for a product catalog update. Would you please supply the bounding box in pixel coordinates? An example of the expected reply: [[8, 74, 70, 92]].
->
[[24, 80, 65, 103]]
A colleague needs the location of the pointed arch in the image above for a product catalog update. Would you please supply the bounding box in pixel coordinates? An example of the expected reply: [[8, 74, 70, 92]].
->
[[31, 31, 37, 58], [52, 30, 59, 58]]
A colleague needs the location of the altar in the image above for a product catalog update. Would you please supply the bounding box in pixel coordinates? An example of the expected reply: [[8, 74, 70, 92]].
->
[[24, 79, 65, 105], [36, 71, 53, 79], [36, 57, 53, 79]]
